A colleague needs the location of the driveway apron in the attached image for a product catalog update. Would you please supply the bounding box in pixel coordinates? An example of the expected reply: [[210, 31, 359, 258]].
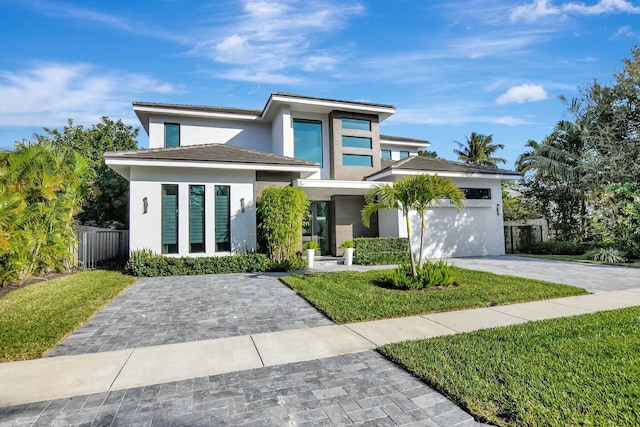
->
[[48, 273, 333, 357]]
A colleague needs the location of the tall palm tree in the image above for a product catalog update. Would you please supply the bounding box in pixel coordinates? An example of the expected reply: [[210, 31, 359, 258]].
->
[[454, 132, 506, 167], [361, 174, 465, 276]]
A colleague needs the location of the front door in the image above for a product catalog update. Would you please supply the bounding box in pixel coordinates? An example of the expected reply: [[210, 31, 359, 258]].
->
[[304, 201, 331, 255]]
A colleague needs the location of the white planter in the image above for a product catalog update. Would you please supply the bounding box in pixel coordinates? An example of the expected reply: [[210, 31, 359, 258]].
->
[[343, 248, 354, 266], [306, 248, 316, 268]]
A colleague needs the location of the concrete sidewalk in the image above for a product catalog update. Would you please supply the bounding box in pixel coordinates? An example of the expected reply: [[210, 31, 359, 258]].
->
[[2, 287, 640, 408]]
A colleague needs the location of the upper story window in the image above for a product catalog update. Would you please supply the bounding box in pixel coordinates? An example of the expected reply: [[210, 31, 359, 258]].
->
[[399, 151, 410, 159], [342, 118, 371, 131], [461, 188, 492, 200], [343, 154, 373, 167], [165, 123, 180, 148], [342, 136, 372, 149], [293, 119, 323, 167], [381, 149, 392, 159]]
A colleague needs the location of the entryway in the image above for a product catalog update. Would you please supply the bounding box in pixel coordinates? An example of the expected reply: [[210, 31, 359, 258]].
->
[[304, 201, 331, 255]]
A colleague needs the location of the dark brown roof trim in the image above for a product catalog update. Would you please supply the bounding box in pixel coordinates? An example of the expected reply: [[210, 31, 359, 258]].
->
[[380, 134, 431, 144]]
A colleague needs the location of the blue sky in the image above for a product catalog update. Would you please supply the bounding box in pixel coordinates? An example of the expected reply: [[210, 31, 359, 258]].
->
[[1, 0, 639, 167]]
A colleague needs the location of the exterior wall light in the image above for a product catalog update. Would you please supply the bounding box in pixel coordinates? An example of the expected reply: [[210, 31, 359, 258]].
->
[[240, 198, 245, 212], [496, 203, 500, 216], [143, 197, 148, 214]]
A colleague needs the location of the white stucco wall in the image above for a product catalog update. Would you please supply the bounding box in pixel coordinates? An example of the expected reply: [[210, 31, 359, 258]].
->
[[129, 166, 256, 256], [148, 115, 271, 152], [377, 178, 505, 259]]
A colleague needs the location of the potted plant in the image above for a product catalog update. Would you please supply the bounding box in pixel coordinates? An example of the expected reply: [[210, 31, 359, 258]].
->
[[303, 241, 320, 268], [340, 240, 355, 266]]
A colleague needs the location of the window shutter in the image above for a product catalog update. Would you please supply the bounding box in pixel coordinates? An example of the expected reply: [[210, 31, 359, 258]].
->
[[162, 185, 178, 247], [215, 186, 230, 251]]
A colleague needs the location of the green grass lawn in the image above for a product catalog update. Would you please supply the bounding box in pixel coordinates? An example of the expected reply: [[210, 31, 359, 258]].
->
[[514, 253, 640, 267], [379, 307, 640, 426], [0, 270, 136, 362], [279, 268, 587, 323]]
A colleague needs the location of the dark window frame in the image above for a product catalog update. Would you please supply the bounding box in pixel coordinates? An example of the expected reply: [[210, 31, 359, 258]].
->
[[189, 185, 206, 253], [161, 184, 179, 254], [164, 123, 180, 148], [460, 188, 492, 200]]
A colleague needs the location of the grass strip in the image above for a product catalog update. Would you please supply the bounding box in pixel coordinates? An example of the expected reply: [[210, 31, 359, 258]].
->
[[514, 253, 640, 267], [379, 307, 640, 426], [0, 270, 136, 361], [279, 267, 587, 323]]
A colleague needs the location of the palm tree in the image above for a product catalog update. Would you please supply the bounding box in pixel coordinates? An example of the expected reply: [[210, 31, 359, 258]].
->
[[361, 174, 465, 276], [413, 174, 465, 266], [454, 132, 506, 167]]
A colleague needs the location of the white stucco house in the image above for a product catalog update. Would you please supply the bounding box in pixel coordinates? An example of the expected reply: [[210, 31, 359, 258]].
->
[[105, 92, 519, 260]]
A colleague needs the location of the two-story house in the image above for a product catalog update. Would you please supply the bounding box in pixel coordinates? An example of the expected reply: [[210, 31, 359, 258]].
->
[[105, 92, 519, 260]]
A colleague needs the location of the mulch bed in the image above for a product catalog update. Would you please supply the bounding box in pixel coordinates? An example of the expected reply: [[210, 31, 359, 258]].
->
[[0, 271, 79, 299]]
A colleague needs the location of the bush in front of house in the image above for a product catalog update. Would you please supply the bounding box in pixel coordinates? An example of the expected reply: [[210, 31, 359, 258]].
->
[[353, 237, 410, 265], [380, 260, 457, 290], [125, 250, 271, 277], [530, 241, 593, 255]]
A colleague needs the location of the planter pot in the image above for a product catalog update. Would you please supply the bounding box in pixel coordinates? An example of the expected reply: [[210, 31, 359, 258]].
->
[[343, 247, 354, 266], [306, 248, 316, 268]]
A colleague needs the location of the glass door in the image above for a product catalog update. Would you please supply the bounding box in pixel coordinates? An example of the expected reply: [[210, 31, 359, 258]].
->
[[303, 201, 331, 255]]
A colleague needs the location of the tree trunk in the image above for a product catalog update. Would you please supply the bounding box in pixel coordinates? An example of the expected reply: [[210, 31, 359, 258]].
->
[[419, 211, 425, 268], [405, 209, 417, 277]]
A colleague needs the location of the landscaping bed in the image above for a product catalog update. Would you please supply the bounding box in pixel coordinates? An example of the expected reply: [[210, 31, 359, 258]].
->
[[0, 270, 136, 361], [379, 307, 640, 426], [515, 253, 640, 268], [279, 268, 587, 323]]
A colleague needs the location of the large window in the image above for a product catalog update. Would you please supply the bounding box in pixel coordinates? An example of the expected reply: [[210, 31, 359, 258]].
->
[[189, 185, 205, 253], [342, 118, 371, 131], [343, 154, 373, 167], [461, 188, 492, 200], [165, 123, 180, 148], [399, 151, 410, 159], [342, 136, 372, 149], [293, 119, 323, 167], [161, 184, 178, 254], [381, 149, 392, 159], [215, 185, 231, 252]]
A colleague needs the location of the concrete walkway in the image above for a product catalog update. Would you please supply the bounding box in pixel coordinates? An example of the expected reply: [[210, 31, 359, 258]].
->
[[3, 287, 640, 408]]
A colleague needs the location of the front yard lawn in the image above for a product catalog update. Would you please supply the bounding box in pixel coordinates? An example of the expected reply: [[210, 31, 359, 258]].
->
[[379, 307, 640, 426], [0, 270, 136, 362], [279, 268, 587, 323]]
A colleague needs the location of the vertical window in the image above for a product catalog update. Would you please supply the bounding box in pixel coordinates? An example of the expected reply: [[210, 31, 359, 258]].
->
[[161, 184, 178, 254], [189, 185, 205, 253], [399, 151, 410, 159], [293, 119, 323, 167], [215, 185, 231, 252], [341, 118, 371, 131], [165, 123, 180, 148], [381, 149, 392, 159]]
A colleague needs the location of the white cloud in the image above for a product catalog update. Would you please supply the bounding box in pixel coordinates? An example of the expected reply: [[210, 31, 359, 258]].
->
[[510, 0, 640, 22], [191, 0, 364, 83], [496, 84, 548, 105], [611, 25, 639, 39], [0, 63, 184, 127]]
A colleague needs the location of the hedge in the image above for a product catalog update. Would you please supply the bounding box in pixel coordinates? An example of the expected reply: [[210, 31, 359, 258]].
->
[[125, 252, 271, 277], [354, 237, 410, 265]]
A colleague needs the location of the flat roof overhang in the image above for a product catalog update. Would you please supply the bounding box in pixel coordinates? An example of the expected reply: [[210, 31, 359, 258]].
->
[[292, 179, 378, 200]]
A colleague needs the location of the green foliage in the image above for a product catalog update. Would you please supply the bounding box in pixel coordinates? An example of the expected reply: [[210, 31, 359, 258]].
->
[[256, 186, 310, 264], [418, 149, 439, 158], [591, 182, 640, 254], [381, 260, 457, 290], [267, 256, 307, 272], [453, 132, 506, 167], [380, 307, 640, 426], [530, 241, 592, 255], [585, 247, 627, 264], [0, 270, 135, 361], [280, 268, 586, 324], [303, 240, 320, 250], [340, 240, 355, 249], [353, 237, 410, 265], [124, 252, 271, 277], [41, 117, 139, 227], [0, 141, 91, 285]]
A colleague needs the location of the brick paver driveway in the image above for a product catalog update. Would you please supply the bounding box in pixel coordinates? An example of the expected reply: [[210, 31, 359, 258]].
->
[[48, 273, 333, 356], [451, 255, 640, 293]]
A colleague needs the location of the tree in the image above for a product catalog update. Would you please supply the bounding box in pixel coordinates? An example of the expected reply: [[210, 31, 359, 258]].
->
[[418, 149, 439, 158], [454, 132, 506, 167], [256, 187, 309, 265], [40, 117, 139, 227], [361, 174, 464, 276], [0, 141, 91, 285]]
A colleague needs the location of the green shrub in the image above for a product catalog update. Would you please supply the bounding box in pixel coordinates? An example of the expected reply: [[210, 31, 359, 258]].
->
[[530, 241, 590, 255], [268, 256, 307, 272], [125, 252, 271, 277], [380, 260, 457, 290], [303, 241, 320, 250], [585, 247, 627, 264], [340, 240, 355, 249], [354, 237, 410, 265]]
